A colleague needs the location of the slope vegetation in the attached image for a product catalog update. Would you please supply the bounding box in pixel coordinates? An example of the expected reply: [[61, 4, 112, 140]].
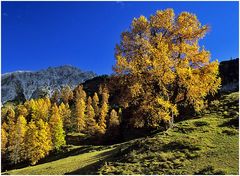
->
[[3, 92, 239, 175]]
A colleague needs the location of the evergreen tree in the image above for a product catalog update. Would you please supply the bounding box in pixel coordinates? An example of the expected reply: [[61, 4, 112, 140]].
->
[[25, 119, 52, 165], [49, 104, 66, 150], [86, 97, 98, 135], [8, 115, 27, 164]]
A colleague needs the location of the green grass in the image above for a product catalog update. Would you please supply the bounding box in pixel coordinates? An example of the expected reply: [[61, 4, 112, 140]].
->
[[3, 92, 239, 175], [4, 148, 117, 175]]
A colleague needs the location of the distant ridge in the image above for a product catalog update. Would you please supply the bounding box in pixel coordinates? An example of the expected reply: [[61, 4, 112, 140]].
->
[[1, 65, 96, 103]]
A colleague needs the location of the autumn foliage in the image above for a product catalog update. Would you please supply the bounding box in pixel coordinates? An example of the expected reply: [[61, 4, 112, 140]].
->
[[113, 9, 221, 128], [1, 85, 120, 165]]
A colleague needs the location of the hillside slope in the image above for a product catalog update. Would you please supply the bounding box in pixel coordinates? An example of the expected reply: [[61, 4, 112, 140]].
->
[[3, 92, 239, 175]]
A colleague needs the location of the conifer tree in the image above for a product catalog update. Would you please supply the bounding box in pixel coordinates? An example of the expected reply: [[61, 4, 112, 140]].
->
[[16, 105, 29, 118], [75, 98, 86, 132], [1, 128, 8, 155], [98, 102, 108, 135], [5, 107, 16, 124], [25, 119, 52, 165], [60, 85, 73, 104], [8, 115, 27, 164], [49, 104, 66, 150], [98, 86, 110, 134], [59, 102, 72, 132], [109, 109, 120, 127], [86, 97, 98, 135], [92, 92, 100, 117], [101, 86, 109, 104], [75, 85, 86, 101], [51, 89, 60, 104]]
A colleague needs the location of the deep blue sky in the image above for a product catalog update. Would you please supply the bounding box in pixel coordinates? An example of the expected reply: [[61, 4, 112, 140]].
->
[[2, 1, 239, 75]]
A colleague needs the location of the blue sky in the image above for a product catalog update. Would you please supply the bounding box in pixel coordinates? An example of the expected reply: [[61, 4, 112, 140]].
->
[[2, 1, 239, 75]]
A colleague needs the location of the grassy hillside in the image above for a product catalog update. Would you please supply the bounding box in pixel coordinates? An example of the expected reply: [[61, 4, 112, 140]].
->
[[3, 92, 239, 175]]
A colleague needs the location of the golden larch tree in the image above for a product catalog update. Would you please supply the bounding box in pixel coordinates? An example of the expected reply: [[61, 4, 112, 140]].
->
[[75, 98, 86, 132], [109, 109, 120, 128], [59, 102, 72, 132], [49, 104, 66, 150], [24, 119, 52, 165], [86, 96, 98, 135], [8, 115, 27, 164], [1, 128, 8, 155], [113, 9, 221, 128], [60, 85, 73, 104], [92, 92, 100, 117]]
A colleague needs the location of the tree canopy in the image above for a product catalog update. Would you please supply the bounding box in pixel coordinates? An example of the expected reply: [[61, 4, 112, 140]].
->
[[113, 9, 221, 128]]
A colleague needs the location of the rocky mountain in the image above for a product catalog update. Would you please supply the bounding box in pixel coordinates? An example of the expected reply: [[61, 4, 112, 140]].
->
[[1, 65, 96, 103]]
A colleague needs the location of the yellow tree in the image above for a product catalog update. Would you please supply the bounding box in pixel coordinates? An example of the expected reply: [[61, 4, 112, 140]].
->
[[59, 102, 72, 132], [51, 89, 60, 104], [25, 119, 52, 165], [86, 97, 98, 135], [75, 98, 86, 132], [49, 104, 66, 150], [1, 128, 8, 155], [98, 103, 108, 135], [74, 85, 87, 132], [8, 115, 27, 164], [75, 85, 86, 101], [60, 85, 73, 104], [113, 9, 221, 128], [92, 92, 100, 117], [109, 109, 120, 128], [16, 105, 29, 118]]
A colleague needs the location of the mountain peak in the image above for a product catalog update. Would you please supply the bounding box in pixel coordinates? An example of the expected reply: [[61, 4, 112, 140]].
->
[[1, 65, 97, 103]]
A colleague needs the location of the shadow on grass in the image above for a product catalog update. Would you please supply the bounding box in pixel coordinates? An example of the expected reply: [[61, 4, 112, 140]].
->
[[65, 147, 120, 175], [218, 118, 239, 128]]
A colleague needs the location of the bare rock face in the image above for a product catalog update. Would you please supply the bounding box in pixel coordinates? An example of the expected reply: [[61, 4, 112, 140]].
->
[[1, 65, 96, 103]]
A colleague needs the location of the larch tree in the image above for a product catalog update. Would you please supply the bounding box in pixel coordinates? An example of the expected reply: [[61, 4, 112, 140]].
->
[[1, 128, 8, 155], [86, 97, 98, 135], [51, 89, 60, 104], [113, 9, 221, 128], [92, 92, 100, 117], [98, 103, 108, 135], [109, 109, 120, 128], [75, 85, 87, 101], [25, 119, 52, 165], [98, 86, 110, 134], [16, 105, 29, 118], [49, 104, 66, 150], [74, 85, 87, 132], [75, 98, 86, 132], [60, 85, 73, 104], [8, 115, 27, 164], [59, 102, 72, 132]]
